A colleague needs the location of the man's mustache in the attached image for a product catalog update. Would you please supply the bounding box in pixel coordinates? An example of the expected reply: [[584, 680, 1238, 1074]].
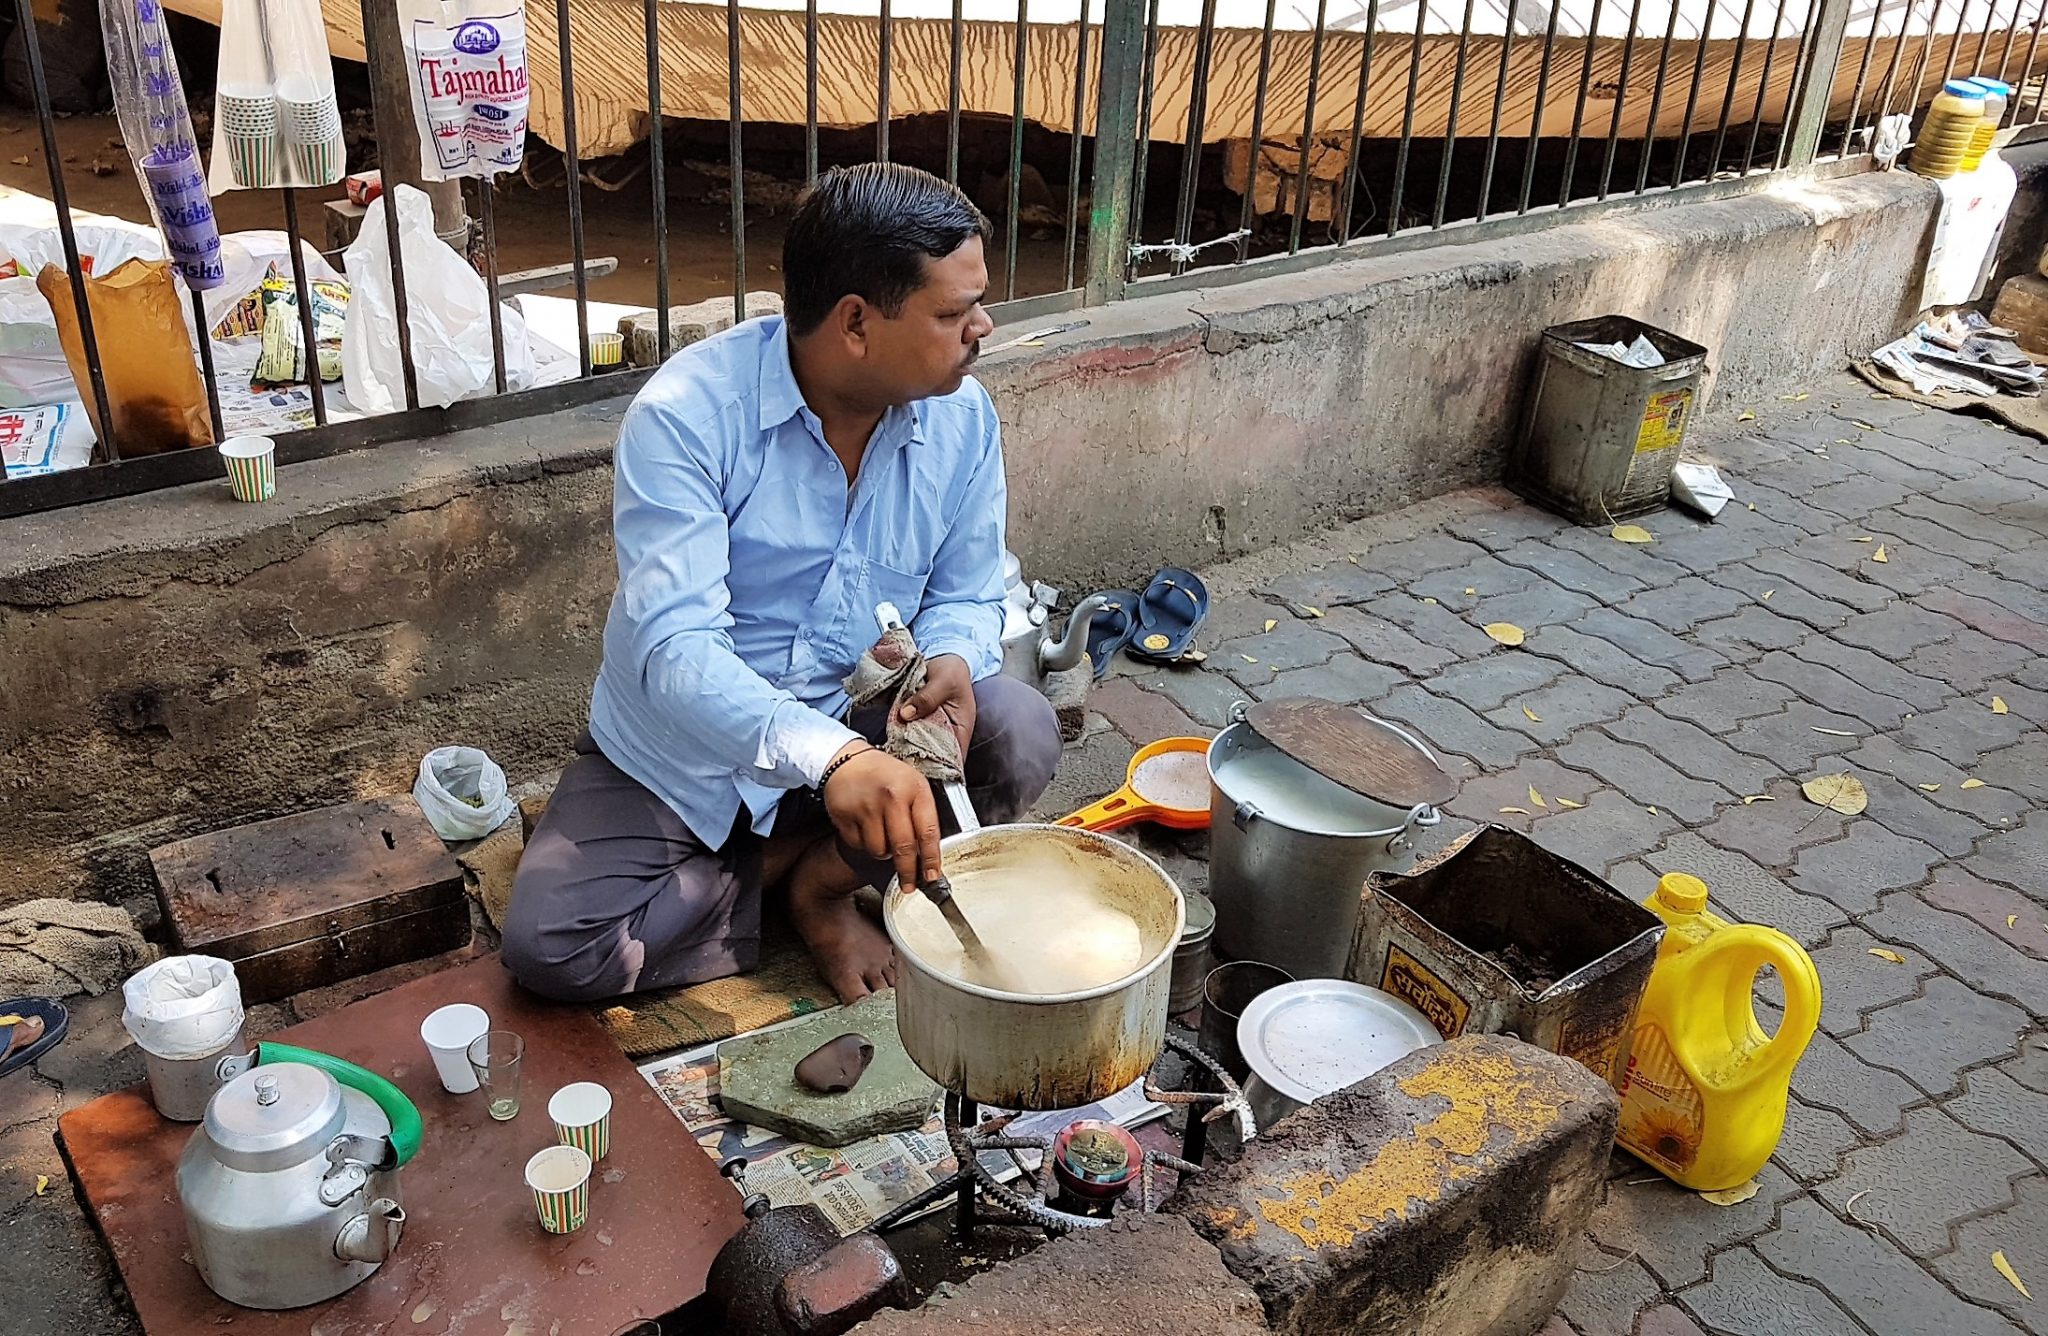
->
[[962, 340, 981, 368]]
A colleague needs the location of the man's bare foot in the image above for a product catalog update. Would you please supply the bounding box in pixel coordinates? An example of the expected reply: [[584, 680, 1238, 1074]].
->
[[788, 842, 897, 1002]]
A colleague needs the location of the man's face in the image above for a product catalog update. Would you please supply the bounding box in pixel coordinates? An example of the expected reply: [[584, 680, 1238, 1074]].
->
[[865, 237, 994, 402]]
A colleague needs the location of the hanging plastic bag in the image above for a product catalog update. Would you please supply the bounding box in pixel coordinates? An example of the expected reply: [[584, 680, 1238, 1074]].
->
[[341, 184, 543, 410], [400, 0, 529, 180], [100, 0, 224, 288], [206, 0, 346, 194], [413, 746, 515, 841]]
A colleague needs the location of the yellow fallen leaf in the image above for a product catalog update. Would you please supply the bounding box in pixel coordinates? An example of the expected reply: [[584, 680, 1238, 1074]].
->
[[1556, 797, 1584, 809], [412, 1300, 440, 1324], [1700, 1179, 1762, 1206], [1853, 420, 1877, 430], [1747, 502, 1757, 511], [1762, 589, 1775, 600], [1811, 726, 1858, 737], [2008, 915, 2020, 929], [1779, 392, 1810, 401], [1485, 622, 1527, 646], [1871, 545, 1888, 563], [34, 1175, 48, 1196], [1647, 806, 1660, 815], [1994, 1250, 2032, 1300], [1241, 655, 1258, 664], [1264, 619, 1278, 633], [1423, 596, 1439, 605], [1738, 410, 1757, 422], [1499, 806, 1530, 815], [1961, 778, 1986, 789], [1303, 605, 1325, 618], [1868, 948, 1906, 964], [1611, 523, 1655, 544], [1742, 794, 1776, 804], [1912, 783, 1942, 794], [1529, 785, 1548, 809], [1523, 706, 1544, 723], [1835, 438, 1853, 446], [1348, 555, 1360, 564], [1179, 649, 1208, 664], [1802, 773, 1869, 815], [1991, 696, 2009, 715], [1854, 535, 1874, 543], [1465, 587, 1477, 596]]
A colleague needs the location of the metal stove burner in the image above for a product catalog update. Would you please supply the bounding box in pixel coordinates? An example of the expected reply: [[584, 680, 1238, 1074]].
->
[[867, 1032, 1256, 1239]]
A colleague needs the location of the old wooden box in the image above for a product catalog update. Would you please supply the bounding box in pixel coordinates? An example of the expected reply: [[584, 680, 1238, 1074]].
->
[[150, 796, 471, 1004]]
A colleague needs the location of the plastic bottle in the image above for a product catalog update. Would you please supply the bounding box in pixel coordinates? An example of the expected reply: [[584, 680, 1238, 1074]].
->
[[1962, 77, 2012, 171], [1614, 873, 1822, 1192], [1910, 79, 1989, 179]]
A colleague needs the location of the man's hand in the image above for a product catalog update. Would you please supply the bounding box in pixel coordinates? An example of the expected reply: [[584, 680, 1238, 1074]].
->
[[822, 743, 943, 892], [897, 654, 976, 757]]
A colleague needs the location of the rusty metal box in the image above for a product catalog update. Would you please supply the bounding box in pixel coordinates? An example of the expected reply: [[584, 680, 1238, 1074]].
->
[[1349, 824, 1663, 1089], [150, 795, 470, 1004]]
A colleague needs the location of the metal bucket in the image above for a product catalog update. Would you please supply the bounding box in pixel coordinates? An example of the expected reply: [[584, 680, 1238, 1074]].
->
[[1207, 716, 1442, 980]]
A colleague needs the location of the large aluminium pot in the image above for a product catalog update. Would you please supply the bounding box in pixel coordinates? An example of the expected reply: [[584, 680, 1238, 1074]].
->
[[883, 824, 1184, 1111]]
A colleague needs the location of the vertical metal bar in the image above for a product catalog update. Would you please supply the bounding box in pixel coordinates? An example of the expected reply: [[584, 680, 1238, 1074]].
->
[[946, 0, 964, 182], [1433, 0, 1480, 226], [1520, 0, 1567, 212], [728, 0, 747, 321], [1673, 0, 1717, 183], [1065, 11, 1094, 288], [1130, 0, 1164, 258], [1941, 0, 1972, 82], [1996, 0, 2029, 79], [1172, 0, 1222, 269], [1711, 0, 1762, 173], [556, 0, 592, 377], [479, 183, 508, 392], [1294, 0, 1335, 247], [1477, 8, 1518, 218], [878, 0, 893, 161], [1389, 0, 1432, 231], [1786, 0, 1853, 162], [1777, 0, 1826, 165], [279, 190, 330, 426], [1087, 0, 1148, 302], [1746, 0, 1798, 168], [1971, 0, 2000, 75], [1006, 0, 1030, 298], [356, 0, 420, 410], [644, 0, 670, 361], [955, 1094, 978, 1241], [2020, 0, 2048, 116], [188, 286, 223, 443], [1599, 0, 1646, 196], [806, 0, 821, 181], [1559, 0, 1610, 206], [13, 0, 116, 460], [1238, 0, 1282, 260], [1337, 0, 1382, 239], [1875, 0, 1916, 120], [1638, 0, 1686, 189], [1907, 0, 1951, 112], [1839, 0, 1886, 154]]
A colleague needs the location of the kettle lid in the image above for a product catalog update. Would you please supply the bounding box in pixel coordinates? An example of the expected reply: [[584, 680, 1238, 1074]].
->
[[202, 1062, 346, 1172]]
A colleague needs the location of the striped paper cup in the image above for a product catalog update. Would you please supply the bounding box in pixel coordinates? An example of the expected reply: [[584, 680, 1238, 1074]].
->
[[548, 1082, 612, 1162], [525, 1144, 591, 1234], [218, 435, 276, 502]]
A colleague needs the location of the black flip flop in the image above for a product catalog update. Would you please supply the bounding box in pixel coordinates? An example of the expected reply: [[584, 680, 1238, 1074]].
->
[[1127, 567, 1210, 664], [1084, 590, 1142, 679], [0, 998, 68, 1080]]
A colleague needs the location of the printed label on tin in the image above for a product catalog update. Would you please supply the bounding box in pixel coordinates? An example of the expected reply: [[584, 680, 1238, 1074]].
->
[[1634, 388, 1693, 454], [1380, 945, 1470, 1040]]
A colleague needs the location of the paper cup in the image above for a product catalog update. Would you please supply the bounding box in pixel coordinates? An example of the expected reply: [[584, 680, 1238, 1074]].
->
[[224, 130, 278, 189], [589, 331, 624, 368], [525, 1144, 592, 1234], [217, 435, 276, 502], [548, 1082, 613, 1161], [420, 1002, 489, 1093]]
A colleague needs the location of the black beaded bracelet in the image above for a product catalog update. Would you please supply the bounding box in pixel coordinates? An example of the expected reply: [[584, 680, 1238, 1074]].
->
[[816, 744, 874, 794]]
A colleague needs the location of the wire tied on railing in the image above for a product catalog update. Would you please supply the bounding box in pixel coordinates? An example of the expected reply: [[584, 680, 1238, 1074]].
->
[[1127, 228, 1252, 265]]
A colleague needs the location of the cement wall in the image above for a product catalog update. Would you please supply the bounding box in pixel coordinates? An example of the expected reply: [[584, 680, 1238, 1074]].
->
[[0, 161, 2024, 914]]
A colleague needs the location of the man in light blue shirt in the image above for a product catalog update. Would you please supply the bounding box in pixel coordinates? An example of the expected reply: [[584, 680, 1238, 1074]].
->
[[504, 164, 1061, 1004]]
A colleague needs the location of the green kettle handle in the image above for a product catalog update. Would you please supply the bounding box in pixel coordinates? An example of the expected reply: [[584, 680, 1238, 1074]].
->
[[257, 1042, 424, 1167]]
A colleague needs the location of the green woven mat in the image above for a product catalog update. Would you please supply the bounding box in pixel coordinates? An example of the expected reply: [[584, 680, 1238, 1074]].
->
[[595, 917, 835, 1058]]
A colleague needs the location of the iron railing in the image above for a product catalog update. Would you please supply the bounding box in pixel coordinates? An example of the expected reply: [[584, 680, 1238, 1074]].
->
[[0, 0, 2043, 515]]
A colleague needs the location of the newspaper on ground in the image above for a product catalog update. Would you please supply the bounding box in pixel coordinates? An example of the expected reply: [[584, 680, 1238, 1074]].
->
[[639, 1012, 1166, 1236]]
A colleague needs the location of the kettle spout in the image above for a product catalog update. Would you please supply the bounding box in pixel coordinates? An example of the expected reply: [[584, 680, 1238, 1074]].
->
[[334, 1198, 406, 1265], [1038, 592, 1113, 676]]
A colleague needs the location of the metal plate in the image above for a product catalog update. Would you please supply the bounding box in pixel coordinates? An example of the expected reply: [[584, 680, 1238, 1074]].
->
[[1243, 698, 1457, 809], [1237, 980, 1441, 1105]]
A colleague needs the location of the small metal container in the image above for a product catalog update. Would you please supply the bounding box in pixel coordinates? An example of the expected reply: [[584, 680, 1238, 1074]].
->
[[1236, 979, 1440, 1129], [140, 1025, 250, 1123], [1198, 960, 1294, 1082], [1168, 894, 1217, 1017]]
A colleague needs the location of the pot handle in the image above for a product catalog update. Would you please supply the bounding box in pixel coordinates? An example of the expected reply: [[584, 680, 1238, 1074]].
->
[[259, 1042, 423, 1167], [1384, 803, 1443, 855], [1233, 800, 1260, 831]]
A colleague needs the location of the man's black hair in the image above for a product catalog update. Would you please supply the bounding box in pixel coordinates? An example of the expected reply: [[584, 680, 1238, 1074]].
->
[[782, 163, 991, 336]]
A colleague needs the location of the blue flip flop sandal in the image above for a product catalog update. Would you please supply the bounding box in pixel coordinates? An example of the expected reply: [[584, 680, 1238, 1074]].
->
[[1128, 567, 1210, 664], [0, 998, 68, 1080], [1084, 589, 1142, 679]]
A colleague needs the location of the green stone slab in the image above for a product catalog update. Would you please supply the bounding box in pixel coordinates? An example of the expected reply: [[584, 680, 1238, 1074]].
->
[[714, 990, 942, 1148]]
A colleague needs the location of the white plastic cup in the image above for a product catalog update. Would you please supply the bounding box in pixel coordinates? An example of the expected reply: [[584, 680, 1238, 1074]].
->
[[549, 1082, 613, 1161], [420, 1003, 489, 1093]]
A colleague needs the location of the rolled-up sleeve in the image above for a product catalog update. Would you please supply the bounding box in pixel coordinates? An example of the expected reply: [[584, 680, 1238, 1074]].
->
[[610, 398, 859, 788], [911, 394, 1006, 681]]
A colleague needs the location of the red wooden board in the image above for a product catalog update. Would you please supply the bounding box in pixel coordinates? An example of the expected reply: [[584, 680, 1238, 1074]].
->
[[57, 954, 745, 1336]]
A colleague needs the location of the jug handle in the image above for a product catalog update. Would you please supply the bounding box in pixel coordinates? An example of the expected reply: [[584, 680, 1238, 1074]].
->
[[259, 1042, 424, 1167], [1702, 926, 1822, 1093]]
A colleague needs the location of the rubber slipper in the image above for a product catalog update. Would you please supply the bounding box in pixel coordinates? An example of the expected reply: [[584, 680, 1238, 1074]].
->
[[1084, 590, 1142, 679], [1127, 567, 1210, 664], [0, 998, 68, 1080]]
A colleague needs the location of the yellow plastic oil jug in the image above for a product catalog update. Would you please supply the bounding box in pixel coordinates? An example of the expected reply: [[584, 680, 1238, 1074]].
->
[[1615, 872, 1822, 1192]]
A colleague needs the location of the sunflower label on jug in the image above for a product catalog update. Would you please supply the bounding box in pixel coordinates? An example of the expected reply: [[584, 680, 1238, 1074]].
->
[[1379, 945, 1470, 1039], [1617, 1024, 1707, 1173]]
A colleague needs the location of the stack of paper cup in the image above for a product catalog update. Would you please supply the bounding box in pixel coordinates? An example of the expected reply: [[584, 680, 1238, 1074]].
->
[[525, 1145, 592, 1234], [217, 435, 276, 502], [139, 144, 224, 288], [216, 87, 279, 187], [419, 1002, 489, 1093], [548, 1083, 613, 1161], [278, 74, 345, 184]]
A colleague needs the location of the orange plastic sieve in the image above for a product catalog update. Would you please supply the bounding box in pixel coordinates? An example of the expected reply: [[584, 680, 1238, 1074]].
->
[[1056, 736, 1214, 833]]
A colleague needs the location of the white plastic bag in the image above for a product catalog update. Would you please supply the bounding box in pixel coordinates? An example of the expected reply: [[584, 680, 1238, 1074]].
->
[[205, 0, 345, 195], [0, 400, 96, 477], [121, 955, 244, 1059], [414, 745, 515, 841], [400, 0, 529, 180], [1670, 461, 1735, 520], [341, 184, 542, 410]]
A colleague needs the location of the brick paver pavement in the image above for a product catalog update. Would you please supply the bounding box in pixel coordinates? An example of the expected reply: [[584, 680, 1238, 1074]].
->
[[1058, 377, 2048, 1336]]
